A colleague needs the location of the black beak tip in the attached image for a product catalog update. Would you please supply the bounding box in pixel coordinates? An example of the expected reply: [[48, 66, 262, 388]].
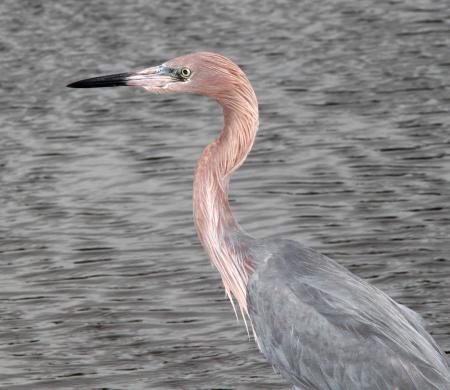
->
[[66, 80, 83, 88], [66, 73, 131, 88]]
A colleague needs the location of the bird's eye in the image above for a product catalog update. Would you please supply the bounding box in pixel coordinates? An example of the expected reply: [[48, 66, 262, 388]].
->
[[179, 67, 192, 79]]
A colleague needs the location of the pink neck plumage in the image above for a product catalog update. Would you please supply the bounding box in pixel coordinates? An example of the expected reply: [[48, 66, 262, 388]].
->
[[192, 76, 258, 318]]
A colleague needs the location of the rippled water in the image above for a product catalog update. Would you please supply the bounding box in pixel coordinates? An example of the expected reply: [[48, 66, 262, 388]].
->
[[1, 0, 449, 389]]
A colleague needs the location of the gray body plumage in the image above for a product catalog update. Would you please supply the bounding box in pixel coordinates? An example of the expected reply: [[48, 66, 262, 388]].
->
[[247, 238, 450, 389]]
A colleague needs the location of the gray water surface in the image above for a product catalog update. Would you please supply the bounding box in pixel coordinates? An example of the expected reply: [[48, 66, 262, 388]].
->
[[1, 0, 450, 389]]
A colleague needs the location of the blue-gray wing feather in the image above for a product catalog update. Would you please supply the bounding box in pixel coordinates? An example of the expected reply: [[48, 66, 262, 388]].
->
[[247, 239, 450, 389]]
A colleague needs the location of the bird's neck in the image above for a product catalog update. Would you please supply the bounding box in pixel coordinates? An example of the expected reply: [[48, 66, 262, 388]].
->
[[193, 87, 258, 316]]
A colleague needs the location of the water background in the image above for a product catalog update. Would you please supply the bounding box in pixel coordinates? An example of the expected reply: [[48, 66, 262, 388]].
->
[[1, 0, 449, 389]]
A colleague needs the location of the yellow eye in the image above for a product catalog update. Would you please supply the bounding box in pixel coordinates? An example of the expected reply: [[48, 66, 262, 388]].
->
[[179, 67, 192, 79]]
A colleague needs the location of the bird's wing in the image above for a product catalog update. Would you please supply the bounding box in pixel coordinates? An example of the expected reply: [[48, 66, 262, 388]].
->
[[247, 239, 450, 390]]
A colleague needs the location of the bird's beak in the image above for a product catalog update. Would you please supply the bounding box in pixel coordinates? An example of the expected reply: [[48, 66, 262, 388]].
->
[[67, 65, 177, 90]]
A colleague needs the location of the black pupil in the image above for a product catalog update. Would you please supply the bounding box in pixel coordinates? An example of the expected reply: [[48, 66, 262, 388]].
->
[[182, 69, 189, 76]]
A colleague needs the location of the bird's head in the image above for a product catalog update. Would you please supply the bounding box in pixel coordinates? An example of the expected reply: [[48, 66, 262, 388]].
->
[[67, 52, 252, 104]]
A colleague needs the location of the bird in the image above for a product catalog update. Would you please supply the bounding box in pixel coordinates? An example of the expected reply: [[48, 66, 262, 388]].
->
[[68, 52, 450, 389]]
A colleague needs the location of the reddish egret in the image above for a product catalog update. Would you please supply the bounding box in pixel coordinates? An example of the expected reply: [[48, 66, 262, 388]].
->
[[68, 52, 450, 389]]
